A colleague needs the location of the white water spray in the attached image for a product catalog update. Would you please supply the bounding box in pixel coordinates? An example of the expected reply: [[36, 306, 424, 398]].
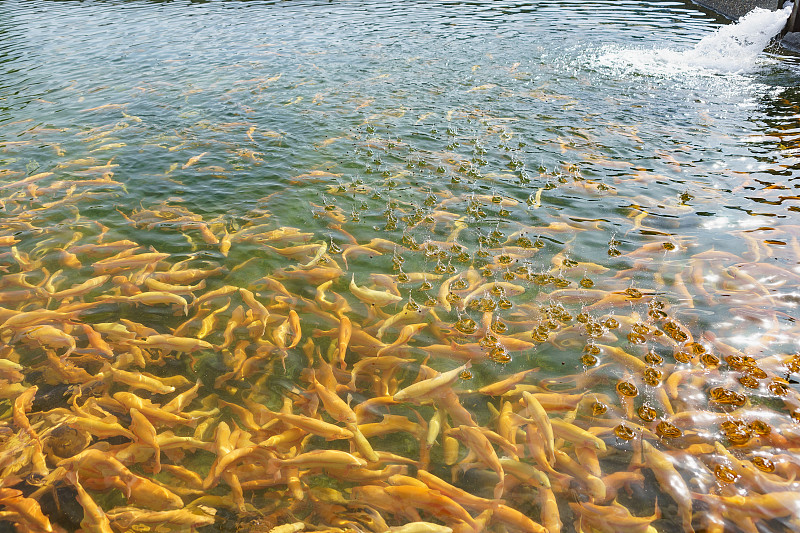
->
[[597, 5, 792, 76]]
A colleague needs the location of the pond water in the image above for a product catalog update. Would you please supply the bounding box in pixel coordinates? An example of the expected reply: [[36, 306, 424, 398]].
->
[[1, 1, 800, 532]]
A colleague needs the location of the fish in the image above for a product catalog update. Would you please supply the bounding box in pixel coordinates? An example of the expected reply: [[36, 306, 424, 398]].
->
[[14, 325, 76, 357], [550, 418, 607, 452], [393, 362, 471, 402], [416, 469, 496, 510], [460, 281, 526, 311], [103, 367, 174, 395], [0, 309, 79, 333], [129, 407, 161, 473], [0, 488, 54, 533], [287, 309, 301, 348], [337, 315, 351, 369], [376, 322, 428, 357], [93, 252, 170, 274], [81, 103, 129, 112], [483, 503, 546, 533], [133, 334, 213, 353], [270, 449, 366, 471], [144, 277, 206, 294], [467, 84, 497, 92], [522, 391, 555, 464], [0, 172, 55, 190], [640, 440, 694, 532], [384, 485, 477, 529], [151, 266, 226, 284], [66, 471, 113, 533], [569, 500, 660, 533], [499, 457, 550, 489], [350, 274, 404, 307], [387, 523, 452, 533], [183, 152, 208, 169], [258, 407, 353, 441], [478, 368, 537, 396], [447, 424, 505, 498]]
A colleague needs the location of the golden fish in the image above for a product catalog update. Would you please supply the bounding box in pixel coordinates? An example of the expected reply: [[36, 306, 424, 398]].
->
[[393, 362, 470, 402], [569, 500, 659, 533], [129, 407, 161, 473], [182, 152, 208, 169], [522, 391, 555, 464], [66, 471, 113, 533], [550, 419, 607, 452], [477, 368, 536, 396], [447, 425, 505, 499], [261, 409, 353, 441], [350, 274, 404, 307], [384, 485, 476, 529], [105, 507, 215, 528], [0, 488, 53, 533], [105, 367, 175, 394], [271, 449, 366, 470], [416, 470, 496, 510], [93, 252, 170, 274], [641, 440, 693, 532], [376, 322, 427, 357], [135, 334, 213, 354], [113, 392, 189, 425], [14, 325, 75, 356]]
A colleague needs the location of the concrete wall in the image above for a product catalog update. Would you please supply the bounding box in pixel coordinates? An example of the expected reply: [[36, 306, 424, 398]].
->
[[690, 0, 780, 20]]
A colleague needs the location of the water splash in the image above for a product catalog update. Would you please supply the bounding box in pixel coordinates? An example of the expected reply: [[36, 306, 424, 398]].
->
[[596, 6, 793, 76]]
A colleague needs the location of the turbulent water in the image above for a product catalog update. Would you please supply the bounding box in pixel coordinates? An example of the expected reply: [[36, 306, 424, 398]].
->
[[1, 1, 800, 532]]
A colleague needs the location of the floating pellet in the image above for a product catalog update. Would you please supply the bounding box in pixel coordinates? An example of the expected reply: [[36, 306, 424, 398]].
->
[[655, 421, 682, 438], [748, 420, 771, 436], [614, 424, 635, 440], [627, 332, 646, 344], [616, 381, 638, 397], [645, 350, 664, 366], [643, 367, 662, 386], [624, 288, 642, 299], [454, 317, 477, 334], [638, 405, 657, 422], [581, 353, 598, 367], [751, 456, 775, 473], [768, 379, 790, 396], [714, 464, 739, 483]]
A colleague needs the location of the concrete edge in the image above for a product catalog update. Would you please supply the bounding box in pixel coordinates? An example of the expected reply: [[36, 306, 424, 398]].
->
[[689, 0, 779, 20]]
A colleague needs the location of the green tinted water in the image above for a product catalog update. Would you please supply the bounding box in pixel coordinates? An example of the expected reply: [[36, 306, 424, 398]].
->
[[2, 1, 800, 531]]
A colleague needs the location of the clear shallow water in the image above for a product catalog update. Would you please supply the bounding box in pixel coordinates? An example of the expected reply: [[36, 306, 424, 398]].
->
[[1, 1, 800, 532]]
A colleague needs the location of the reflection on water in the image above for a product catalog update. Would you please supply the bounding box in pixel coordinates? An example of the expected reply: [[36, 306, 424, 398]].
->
[[1, 1, 800, 532]]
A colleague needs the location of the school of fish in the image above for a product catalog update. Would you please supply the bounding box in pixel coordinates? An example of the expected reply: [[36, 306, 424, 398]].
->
[[0, 145, 799, 533], [1, 60, 800, 533]]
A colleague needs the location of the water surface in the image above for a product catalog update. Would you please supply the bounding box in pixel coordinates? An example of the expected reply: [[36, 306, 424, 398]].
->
[[1, 1, 800, 532]]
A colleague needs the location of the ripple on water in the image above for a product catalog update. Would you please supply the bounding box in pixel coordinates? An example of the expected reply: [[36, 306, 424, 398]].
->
[[1, 1, 800, 532]]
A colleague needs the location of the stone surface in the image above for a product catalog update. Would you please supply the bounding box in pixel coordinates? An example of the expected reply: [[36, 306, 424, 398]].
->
[[690, 0, 781, 20], [782, 31, 800, 50]]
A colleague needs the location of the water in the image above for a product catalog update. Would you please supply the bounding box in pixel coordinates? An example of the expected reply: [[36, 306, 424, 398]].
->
[[1, 1, 800, 532]]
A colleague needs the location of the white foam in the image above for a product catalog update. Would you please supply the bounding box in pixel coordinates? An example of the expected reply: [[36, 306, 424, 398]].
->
[[595, 6, 792, 77]]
